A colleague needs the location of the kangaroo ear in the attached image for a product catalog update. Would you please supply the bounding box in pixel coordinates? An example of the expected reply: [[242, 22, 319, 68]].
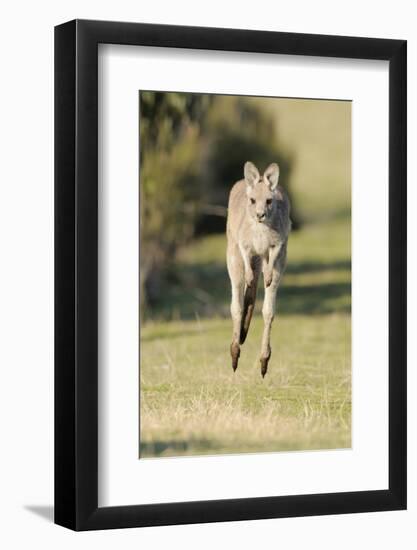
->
[[264, 163, 280, 190], [244, 161, 260, 187]]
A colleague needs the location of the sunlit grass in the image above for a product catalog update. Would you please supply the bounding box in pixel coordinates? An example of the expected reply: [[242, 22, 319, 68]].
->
[[140, 313, 351, 457]]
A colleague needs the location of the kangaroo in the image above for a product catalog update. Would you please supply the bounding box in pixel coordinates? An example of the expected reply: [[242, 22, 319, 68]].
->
[[226, 161, 291, 377]]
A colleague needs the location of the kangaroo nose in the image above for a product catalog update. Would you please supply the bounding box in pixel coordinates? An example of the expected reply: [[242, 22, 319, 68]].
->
[[257, 212, 266, 221]]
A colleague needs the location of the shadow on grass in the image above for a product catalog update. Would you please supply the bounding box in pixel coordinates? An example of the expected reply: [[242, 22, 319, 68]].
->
[[146, 259, 351, 321], [286, 260, 351, 275], [141, 327, 207, 342], [140, 439, 215, 458], [280, 281, 351, 314], [139, 438, 351, 458]]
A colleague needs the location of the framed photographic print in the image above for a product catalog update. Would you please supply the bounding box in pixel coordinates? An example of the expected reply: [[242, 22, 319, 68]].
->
[[55, 19, 407, 530]]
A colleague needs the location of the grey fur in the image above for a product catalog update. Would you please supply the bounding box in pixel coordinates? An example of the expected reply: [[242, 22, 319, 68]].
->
[[226, 161, 291, 377]]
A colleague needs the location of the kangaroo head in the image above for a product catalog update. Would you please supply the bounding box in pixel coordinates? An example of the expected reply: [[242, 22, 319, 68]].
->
[[244, 161, 281, 224]]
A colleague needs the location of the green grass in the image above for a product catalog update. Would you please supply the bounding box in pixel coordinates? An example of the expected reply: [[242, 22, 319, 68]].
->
[[140, 217, 351, 458]]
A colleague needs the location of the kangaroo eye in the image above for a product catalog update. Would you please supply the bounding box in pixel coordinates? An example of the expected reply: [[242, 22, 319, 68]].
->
[[250, 198, 255, 205], [266, 199, 272, 205]]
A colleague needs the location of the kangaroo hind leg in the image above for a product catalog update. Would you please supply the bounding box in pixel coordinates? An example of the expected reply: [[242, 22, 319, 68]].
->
[[240, 256, 260, 345], [227, 242, 244, 371]]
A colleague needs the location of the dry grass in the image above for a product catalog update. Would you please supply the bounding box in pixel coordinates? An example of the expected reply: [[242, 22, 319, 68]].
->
[[140, 311, 351, 457]]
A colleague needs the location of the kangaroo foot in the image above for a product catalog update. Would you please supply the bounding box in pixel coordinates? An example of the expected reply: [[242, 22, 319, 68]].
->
[[230, 342, 240, 372], [260, 348, 271, 378]]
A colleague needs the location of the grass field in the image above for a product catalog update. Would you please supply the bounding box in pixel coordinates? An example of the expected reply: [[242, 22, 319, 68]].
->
[[140, 217, 351, 458]]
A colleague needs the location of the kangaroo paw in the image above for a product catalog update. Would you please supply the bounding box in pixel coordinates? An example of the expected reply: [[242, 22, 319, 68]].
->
[[260, 348, 271, 378]]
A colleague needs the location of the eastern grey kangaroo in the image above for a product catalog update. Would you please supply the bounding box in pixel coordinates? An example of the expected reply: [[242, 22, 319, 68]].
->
[[226, 161, 291, 377]]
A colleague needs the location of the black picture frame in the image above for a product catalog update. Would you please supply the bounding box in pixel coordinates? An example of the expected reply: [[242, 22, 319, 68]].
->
[[55, 19, 407, 531]]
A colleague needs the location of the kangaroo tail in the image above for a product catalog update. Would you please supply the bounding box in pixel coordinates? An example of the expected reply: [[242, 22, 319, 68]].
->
[[240, 279, 258, 345]]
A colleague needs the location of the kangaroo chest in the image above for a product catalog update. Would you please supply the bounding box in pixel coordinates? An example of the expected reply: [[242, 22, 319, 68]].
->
[[250, 225, 280, 257]]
